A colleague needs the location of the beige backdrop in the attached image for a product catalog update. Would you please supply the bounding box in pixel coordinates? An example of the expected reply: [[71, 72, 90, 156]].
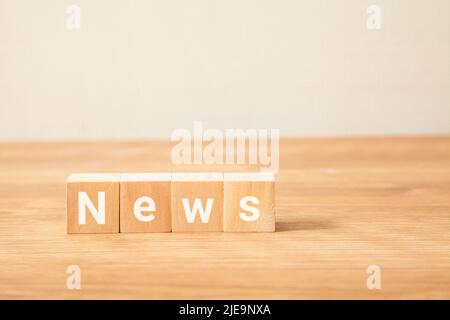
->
[[0, 0, 449, 139]]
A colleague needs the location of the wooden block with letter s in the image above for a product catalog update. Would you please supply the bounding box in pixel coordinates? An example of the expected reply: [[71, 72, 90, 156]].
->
[[223, 172, 275, 232], [120, 173, 172, 233], [171, 172, 224, 232], [66, 173, 120, 234]]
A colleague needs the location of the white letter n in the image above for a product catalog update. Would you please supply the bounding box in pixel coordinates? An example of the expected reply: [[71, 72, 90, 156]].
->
[[78, 192, 105, 224]]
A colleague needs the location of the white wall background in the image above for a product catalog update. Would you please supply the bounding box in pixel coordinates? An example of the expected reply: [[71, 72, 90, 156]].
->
[[0, 0, 449, 139]]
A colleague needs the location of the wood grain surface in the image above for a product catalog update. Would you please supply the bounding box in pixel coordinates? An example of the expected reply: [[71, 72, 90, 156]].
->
[[0, 137, 449, 299]]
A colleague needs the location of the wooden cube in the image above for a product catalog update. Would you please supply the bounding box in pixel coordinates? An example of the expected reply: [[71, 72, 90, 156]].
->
[[223, 173, 275, 232], [171, 173, 223, 232], [120, 173, 172, 233], [66, 173, 120, 234]]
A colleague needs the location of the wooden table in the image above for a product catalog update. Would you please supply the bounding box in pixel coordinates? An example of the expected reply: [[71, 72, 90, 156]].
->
[[1, 137, 449, 299]]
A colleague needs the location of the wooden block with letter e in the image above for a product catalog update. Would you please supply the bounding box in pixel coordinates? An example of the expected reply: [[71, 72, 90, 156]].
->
[[66, 173, 120, 234], [171, 172, 223, 232], [120, 173, 172, 233], [223, 172, 275, 232]]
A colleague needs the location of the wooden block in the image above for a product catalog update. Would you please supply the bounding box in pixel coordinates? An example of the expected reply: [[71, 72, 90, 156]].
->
[[171, 173, 223, 232], [120, 173, 172, 233], [66, 173, 120, 234], [223, 173, 275, 232]]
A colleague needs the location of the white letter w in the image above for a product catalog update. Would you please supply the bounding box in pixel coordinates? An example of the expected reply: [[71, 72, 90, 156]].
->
[[182, 198, 214, 223]]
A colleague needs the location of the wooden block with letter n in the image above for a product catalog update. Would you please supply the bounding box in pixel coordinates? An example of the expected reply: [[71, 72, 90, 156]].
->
[[171, 172, 223, 232], [223, 172, 275, 232], [66, 173, 120, 234], [120, 173, 172, 233]]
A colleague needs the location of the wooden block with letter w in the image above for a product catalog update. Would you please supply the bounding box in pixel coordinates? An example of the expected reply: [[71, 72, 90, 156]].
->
[[171, 172, 224, 232]]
